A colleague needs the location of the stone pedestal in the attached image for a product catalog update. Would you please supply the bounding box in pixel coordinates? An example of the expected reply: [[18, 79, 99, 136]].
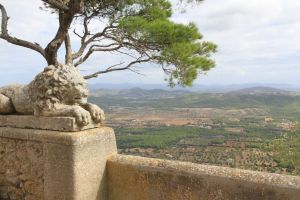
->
[[0, 119, 117, 200]]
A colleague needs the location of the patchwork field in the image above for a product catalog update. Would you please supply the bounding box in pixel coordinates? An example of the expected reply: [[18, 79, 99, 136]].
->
[[90, 87, 300, 175]]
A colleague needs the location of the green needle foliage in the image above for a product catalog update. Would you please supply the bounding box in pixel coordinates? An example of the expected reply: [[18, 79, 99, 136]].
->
[[113, 0, 217, 86]]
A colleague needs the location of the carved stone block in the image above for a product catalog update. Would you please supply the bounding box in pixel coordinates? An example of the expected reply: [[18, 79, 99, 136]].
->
[[0, 115, 100, 132]]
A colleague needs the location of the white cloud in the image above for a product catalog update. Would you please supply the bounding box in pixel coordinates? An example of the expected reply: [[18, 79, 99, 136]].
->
[[0, 1, 57, 45], [172, 0, 300, 86]]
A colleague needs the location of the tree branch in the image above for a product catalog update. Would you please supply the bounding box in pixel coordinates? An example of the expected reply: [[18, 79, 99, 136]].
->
[[41, 0, 69, 11], [64, 32, 72, 65], [72, 22, 116, 60], [74, 44, 122, 67], [0, 4, 46, 58], [72, 15, 91, 60], [0, 4, 8, 34], [84, 57, 151, 79], [115, 50, 139, 59]]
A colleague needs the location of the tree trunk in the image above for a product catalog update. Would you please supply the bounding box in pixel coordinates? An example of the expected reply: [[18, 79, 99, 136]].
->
[[45, 11, 74, 66], [44, 0, 81, 66]]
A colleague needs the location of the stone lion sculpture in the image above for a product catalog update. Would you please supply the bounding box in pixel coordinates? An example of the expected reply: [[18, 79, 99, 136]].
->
[[0, 65, 104, 126]]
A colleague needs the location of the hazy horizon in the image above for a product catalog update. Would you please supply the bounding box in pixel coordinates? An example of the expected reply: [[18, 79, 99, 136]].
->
[[87, 82, 300, 92]]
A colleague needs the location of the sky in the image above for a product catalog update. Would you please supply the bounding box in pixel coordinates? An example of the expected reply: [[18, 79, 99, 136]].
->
[[0, 0, 300, 87]]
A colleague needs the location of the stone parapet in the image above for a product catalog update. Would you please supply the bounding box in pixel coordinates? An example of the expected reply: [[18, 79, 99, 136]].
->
[[1, 116, 300, 200], [0, 126, 117, 200], [107, 154, 300, 200]]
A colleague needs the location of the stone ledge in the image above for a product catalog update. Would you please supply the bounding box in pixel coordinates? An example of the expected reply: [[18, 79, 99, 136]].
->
[[108, 155, 300, 200], [0, 126, 115, 146], [0, 115, 99, 131], [109, 154, 300, 189]]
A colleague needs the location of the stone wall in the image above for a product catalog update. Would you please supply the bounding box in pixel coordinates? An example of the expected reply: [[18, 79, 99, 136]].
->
[[0, 126, 117, 200], [107, 154, 300, 200], [0, 138, 44, 200]]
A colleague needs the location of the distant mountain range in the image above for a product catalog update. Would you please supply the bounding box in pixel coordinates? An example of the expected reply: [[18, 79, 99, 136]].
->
[[228, 87, 293, 95], [89, 86, 300, 120], [89, 83, 300, 93], [90, 86, 299, 99], [90, 87, 191, 99]]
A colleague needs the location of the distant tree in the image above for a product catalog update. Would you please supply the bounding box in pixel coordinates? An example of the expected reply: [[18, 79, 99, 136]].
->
[[0, 0, 216, 86]]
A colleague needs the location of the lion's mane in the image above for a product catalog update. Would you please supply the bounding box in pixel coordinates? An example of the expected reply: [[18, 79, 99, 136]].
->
[[28, 65, 88, 115]]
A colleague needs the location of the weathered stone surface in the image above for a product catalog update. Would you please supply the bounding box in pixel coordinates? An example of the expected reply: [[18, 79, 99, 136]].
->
[[107, 154, 300, 200], [0, 138, 44, 200], [0, 115, 100, 132], [4, 124, 299, 200], [0, 127, 117, 200], [0, 65, 105, 126]]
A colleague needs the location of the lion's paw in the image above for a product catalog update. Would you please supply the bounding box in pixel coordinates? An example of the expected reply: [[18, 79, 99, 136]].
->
[[73, 107, 91, 126], [86, 104, 105, 123]]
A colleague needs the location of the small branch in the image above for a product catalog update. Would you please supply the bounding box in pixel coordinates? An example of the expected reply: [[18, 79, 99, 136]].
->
[[0, 4, 8, 34], [83, 62, 124, 79], [73, 29, 82, 38], [74, 45, 122, 67], [90, 43, 119, 49], [92, 44, 122, 52], [115, 50, 139, 59], [84, 58, 151, 79], [127, 68, 146, 76], [72, 24, 116, 60], [41, 0, 69, 11], [64, 32, 72, 65], [74, 47, 93, 67], [72, 15, 91, 60], [0, 4, 46, 58]]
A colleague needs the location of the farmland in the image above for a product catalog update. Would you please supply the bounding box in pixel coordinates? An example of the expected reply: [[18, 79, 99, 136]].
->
[[90, 87, 300, 175]]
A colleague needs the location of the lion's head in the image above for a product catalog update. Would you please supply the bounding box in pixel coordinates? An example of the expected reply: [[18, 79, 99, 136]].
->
[[29, 65, 88, 115]]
